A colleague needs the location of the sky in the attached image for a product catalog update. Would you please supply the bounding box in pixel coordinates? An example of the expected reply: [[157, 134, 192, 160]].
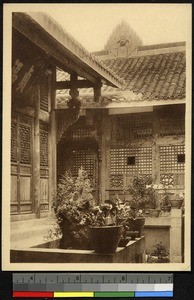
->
[[46, 4, 191, 52], [9, 3, 191, 52]]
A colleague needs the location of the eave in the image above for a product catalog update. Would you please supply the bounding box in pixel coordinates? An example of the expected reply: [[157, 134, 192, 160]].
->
[[12, 12, 124, 89]]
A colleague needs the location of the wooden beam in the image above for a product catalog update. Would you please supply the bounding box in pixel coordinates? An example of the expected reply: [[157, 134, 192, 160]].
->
[[55, 79, 94, 90]]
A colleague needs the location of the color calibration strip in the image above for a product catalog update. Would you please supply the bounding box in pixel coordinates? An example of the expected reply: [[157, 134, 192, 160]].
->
[[13, 273, 173, 297], [13, 291, 173, 298]]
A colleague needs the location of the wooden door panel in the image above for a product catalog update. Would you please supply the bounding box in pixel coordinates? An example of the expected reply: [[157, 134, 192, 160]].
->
[[20, 176, 31, 202]]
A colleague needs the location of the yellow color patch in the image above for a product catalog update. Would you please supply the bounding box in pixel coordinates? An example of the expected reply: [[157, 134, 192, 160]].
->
[[54, 292, 94, 297]]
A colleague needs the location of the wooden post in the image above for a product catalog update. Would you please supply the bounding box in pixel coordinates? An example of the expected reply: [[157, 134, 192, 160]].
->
[[50, 66, 57, 205], [47, 69, 52, 216], [34, 85, 41, 218], [93, 79, 102, 102], [99, 110, 109, 203]]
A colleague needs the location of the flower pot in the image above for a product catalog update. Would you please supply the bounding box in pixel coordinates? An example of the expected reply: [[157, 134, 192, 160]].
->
[[148, 255, 170, 263], [126, 231, 139, 240], [89, 225, 122, 254], [170, 199, 183, 209], [161, 205, 171, 212], [126, 217, 145, 237], [149, 209, 161, 218]]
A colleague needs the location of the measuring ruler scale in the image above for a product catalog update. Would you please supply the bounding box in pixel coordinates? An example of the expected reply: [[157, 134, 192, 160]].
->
[[13, 273, 173, 298]]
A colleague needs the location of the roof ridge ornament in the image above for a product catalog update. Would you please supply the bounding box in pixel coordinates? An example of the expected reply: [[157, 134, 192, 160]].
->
[[104, 21, 142, 58]]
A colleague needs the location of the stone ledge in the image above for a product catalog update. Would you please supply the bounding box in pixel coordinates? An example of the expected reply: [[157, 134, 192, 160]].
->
[[10, 237, 145, 263], [145, 217, 171, 228]]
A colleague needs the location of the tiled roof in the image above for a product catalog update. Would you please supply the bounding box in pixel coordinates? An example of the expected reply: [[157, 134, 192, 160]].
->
[[56, 45, 186, 107], [103, 51, 185, 100]]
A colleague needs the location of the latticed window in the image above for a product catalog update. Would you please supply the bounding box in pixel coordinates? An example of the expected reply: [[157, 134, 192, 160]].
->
[[110, 147, 152, 188], [72, 149, 95, 182], [110, 147, 152, 175], [111, 114, 153, 141], [11, 120, 17, 162], [157, 106, 185, 137], [11, 114, 33, 215], [159, 145, 185, 186], [19, 123, 31, 164], [40, 130, 49, 167], [11, 115, 32, 164]]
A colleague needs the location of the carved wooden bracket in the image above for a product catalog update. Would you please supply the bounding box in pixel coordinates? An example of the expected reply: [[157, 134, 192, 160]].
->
[[56, 108, 80, 143]]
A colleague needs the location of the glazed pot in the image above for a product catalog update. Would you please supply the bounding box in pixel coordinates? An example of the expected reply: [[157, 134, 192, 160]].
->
[[148, 255, 170, 263], [149, 209, 161, 218], [170, 199, 183, 209], [89, 225, 122, 254]]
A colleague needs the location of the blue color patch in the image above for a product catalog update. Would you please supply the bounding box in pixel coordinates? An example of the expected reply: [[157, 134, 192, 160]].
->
[[135, 291, 173, 297]]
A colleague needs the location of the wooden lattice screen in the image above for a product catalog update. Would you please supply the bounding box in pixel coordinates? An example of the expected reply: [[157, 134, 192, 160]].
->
[[57, 146, 97, 188], [11, 119, 17, 162], [40, 122, 49, 212], [72, 149, 95, 181], [11, 114, 33, 214], [159, 145, 185, 186], [156, 106, 185, 137], [40, 130, 49, 167], [19, 117, 32, 164], [110, 147, 152, 188], [111, 114, 153, 141]]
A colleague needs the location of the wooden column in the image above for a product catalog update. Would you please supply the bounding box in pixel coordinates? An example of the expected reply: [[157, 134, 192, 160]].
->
[[47, 69, 52, 215], [99, 110, 109, 203], [50, 67, 57, 205], [34, 85, 41, 218], [93, 79, 102, 102]]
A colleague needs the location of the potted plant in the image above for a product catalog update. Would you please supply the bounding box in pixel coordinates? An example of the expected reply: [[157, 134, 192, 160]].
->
[[147, 242, 170, 263], [169, 192, 184, 209], [160, 187, 171, 212], [124, 175, 160, 235], [52, 167, 96, 249], [89, 200, 124, 254], [146, 184, 161, 218]]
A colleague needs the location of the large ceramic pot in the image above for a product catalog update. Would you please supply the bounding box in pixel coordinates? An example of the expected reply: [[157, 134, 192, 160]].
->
[[89, 225, 122, 254], [149, 209, 161, 218], [126, 217, 145, 237], [170, 198, 183, 209]]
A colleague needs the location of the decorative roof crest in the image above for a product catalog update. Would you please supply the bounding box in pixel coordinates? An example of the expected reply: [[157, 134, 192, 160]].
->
[[104, 20, 142, 58]]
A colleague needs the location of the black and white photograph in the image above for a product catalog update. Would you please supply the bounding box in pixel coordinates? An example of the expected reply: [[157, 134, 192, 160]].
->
[[2, 3, 191, 271]]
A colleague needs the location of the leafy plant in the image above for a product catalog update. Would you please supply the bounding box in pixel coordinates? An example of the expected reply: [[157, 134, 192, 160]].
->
[[125, 176, 157, 211], [150, 242, 169, 257], [147, 242, 170, 263], [51, 167, 96, 249]]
